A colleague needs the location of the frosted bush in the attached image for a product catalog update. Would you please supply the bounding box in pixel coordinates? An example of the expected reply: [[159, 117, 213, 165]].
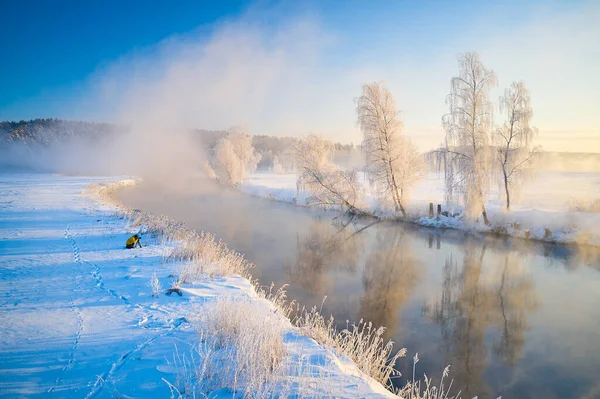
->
[[147, 270, 162, 298]]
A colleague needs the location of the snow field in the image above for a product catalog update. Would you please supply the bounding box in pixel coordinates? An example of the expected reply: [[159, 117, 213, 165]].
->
[[241, 172, 600, 246], [0, 173, 403, 398], [1, 174, 195, 398]]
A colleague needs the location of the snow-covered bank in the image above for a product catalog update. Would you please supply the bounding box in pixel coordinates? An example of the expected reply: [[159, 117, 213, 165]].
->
[[241, 172, 600, 246], [0, 173, 398, 398]]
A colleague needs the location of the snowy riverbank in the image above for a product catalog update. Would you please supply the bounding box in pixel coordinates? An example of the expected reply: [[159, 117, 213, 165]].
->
[[241, 172, 600, 247], [0, 173, 400, 398]]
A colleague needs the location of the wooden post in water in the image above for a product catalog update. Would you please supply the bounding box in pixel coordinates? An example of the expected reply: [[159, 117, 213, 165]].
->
[[437, 204, 442, 220], [429, 203, 434, 218]]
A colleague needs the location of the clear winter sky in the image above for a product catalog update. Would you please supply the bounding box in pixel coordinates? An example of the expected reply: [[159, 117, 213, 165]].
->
[[1, 0, 598, 152]]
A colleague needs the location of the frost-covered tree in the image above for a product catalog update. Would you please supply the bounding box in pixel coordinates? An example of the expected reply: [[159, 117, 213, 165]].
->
[[292, 135, 364, 213], [494, 81, 540, 212], [357, 82, 423, 217], [441, 53, 497, 224], [212, 131, 261, 185], [272, 151, 296, 173], [213, 138, 240, 184]]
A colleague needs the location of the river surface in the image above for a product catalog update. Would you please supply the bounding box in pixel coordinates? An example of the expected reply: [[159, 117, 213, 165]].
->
[[117, 182, 600, 399]]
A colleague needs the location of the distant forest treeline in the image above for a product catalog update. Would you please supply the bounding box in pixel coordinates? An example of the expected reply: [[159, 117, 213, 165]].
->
[[1, 118, 598, 172], [0, 118, 117, 145], [0, 118, 358, 170]]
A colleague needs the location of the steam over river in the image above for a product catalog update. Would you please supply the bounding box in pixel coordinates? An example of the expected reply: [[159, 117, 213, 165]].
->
[[117, 182, 600, 399]]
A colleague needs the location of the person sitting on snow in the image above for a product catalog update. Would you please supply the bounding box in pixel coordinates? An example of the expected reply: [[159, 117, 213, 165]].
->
[[125, 234, 142, 249]]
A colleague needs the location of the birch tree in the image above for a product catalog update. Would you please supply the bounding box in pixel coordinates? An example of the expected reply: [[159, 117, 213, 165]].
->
[[494, 81, 539, 211], [441, 53, 497, 224], [292, 135, 364, 214], [357, 82, 423, 217]]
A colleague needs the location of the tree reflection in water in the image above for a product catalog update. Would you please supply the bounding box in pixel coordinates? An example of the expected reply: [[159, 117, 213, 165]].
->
[[494, 254, 539, 366], [285, 217, 375, 297], [424, 242, 539, 398], [360, 229, 423, 340]]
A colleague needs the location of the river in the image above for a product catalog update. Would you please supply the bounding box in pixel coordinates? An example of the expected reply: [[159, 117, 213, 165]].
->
[[117, 182, 600, 399]]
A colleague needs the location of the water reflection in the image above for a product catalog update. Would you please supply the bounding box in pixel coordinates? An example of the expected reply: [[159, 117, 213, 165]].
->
[[543, 243, 600, 271], [360, 229, 423, 339], [424, 244, 491, 398], [285, 218, 370, 297], [494, 254, 539, 366], [424, 244, 539, 398], [427, 233, 441, 250]]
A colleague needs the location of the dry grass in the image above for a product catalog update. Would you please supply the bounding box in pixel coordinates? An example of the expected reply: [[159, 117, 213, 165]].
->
[[289, 302, 406, 390], [395, 355, 463, 399], [164, 343, 348, 399], [187, 297, 286, 397], [165, 296, 363, 399], [253, 284, 406, 389], [166, 231, 253, 282]]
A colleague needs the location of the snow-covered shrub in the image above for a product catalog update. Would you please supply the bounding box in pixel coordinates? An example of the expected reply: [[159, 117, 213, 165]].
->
[[147, 270, 162, 298]]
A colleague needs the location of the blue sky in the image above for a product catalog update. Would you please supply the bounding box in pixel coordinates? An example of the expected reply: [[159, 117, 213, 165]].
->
[[1, 0, 598, 151], [0, 0, 251, 107]]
